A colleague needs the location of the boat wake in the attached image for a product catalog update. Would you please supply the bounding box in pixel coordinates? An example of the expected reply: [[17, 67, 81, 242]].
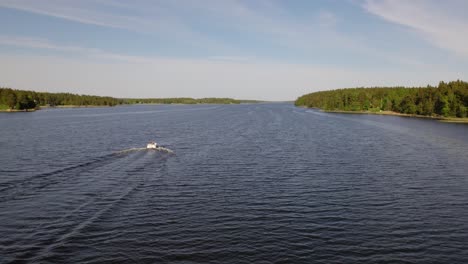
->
[[115, 146, 174, 155], [0, 153, 124, 203], [0, 145, 173, 204], [155, 146, 174, 153], [115, 147, 146, 154]]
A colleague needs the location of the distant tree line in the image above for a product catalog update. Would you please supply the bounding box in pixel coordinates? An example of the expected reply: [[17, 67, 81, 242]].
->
[[0, 87, 253, 110], [295, 80, 468, 118], [124, 97, 242, 104], [0, 88, 121, 110]]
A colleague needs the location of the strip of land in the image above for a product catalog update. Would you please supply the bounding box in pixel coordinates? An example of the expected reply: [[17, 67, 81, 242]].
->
[[296, 80, 468, 123], [0, 87, 261, 112]]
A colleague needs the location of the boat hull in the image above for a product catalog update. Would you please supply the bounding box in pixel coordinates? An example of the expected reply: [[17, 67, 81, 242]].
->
[[147, 143, 157, 149]]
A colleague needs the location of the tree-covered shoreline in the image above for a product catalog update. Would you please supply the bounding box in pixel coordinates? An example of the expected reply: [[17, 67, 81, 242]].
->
[[295, 80, 468, 118], [0, 88, 121, 110], [0, 87, 254, 111], [124, 97, 244, 105]]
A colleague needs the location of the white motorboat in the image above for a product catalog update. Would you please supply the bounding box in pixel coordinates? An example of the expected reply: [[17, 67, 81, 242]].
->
[[147, 141, 158, 149]]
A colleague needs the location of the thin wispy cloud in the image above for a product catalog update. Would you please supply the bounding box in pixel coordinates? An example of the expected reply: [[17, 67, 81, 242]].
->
[[0, 0, 396, 60], [0, 0, 302, 39], [0, 1, 306, 44], [0, 35, 99, 54], [0, 0, 172, 31], [0, 34, 253, 64], [0, 0, 233, 53], [364, 0, 468, 57], [0, 35, 153, 63], [0, 0, 125, 29]]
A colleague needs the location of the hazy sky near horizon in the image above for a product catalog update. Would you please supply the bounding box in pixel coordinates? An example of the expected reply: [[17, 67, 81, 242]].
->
[[1, 0, 468, 100]]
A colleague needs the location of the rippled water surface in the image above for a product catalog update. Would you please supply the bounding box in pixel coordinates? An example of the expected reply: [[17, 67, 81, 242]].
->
[[1, 103, 468, 263]]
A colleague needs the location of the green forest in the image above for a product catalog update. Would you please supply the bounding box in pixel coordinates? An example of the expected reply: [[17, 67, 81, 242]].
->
[[124, 97, 243, 104], [0, 87, 249, 111], [0, 88, 121, 110], [295, 80, 468, 118]]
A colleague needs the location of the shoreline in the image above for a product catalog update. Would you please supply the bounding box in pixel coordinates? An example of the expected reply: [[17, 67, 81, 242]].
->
[[0, 108, 37, 112], [321, 109, 468, 123], [0, 105, 114, 112], [0, 102, 254, 112], [39, 105, 114, 109]]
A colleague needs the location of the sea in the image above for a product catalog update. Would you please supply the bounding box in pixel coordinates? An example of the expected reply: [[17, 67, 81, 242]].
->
[[1, 103, 467, 263]]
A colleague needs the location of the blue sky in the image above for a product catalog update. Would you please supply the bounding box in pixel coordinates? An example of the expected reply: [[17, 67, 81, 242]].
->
[[0, 0, 467, 100]]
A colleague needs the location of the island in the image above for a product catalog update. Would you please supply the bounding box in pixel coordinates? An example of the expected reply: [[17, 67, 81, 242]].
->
[[0, 87, 259, 112], [295, 80, 468, 123]]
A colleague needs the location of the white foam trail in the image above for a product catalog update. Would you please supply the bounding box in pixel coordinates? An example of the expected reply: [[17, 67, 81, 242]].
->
[[155, 147, 174, 153], [115, 147, 146, 154], [115, 147, 174, 154]]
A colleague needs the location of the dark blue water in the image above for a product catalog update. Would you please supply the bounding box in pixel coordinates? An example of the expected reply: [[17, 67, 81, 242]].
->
[[1, 103, 467, 263]]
